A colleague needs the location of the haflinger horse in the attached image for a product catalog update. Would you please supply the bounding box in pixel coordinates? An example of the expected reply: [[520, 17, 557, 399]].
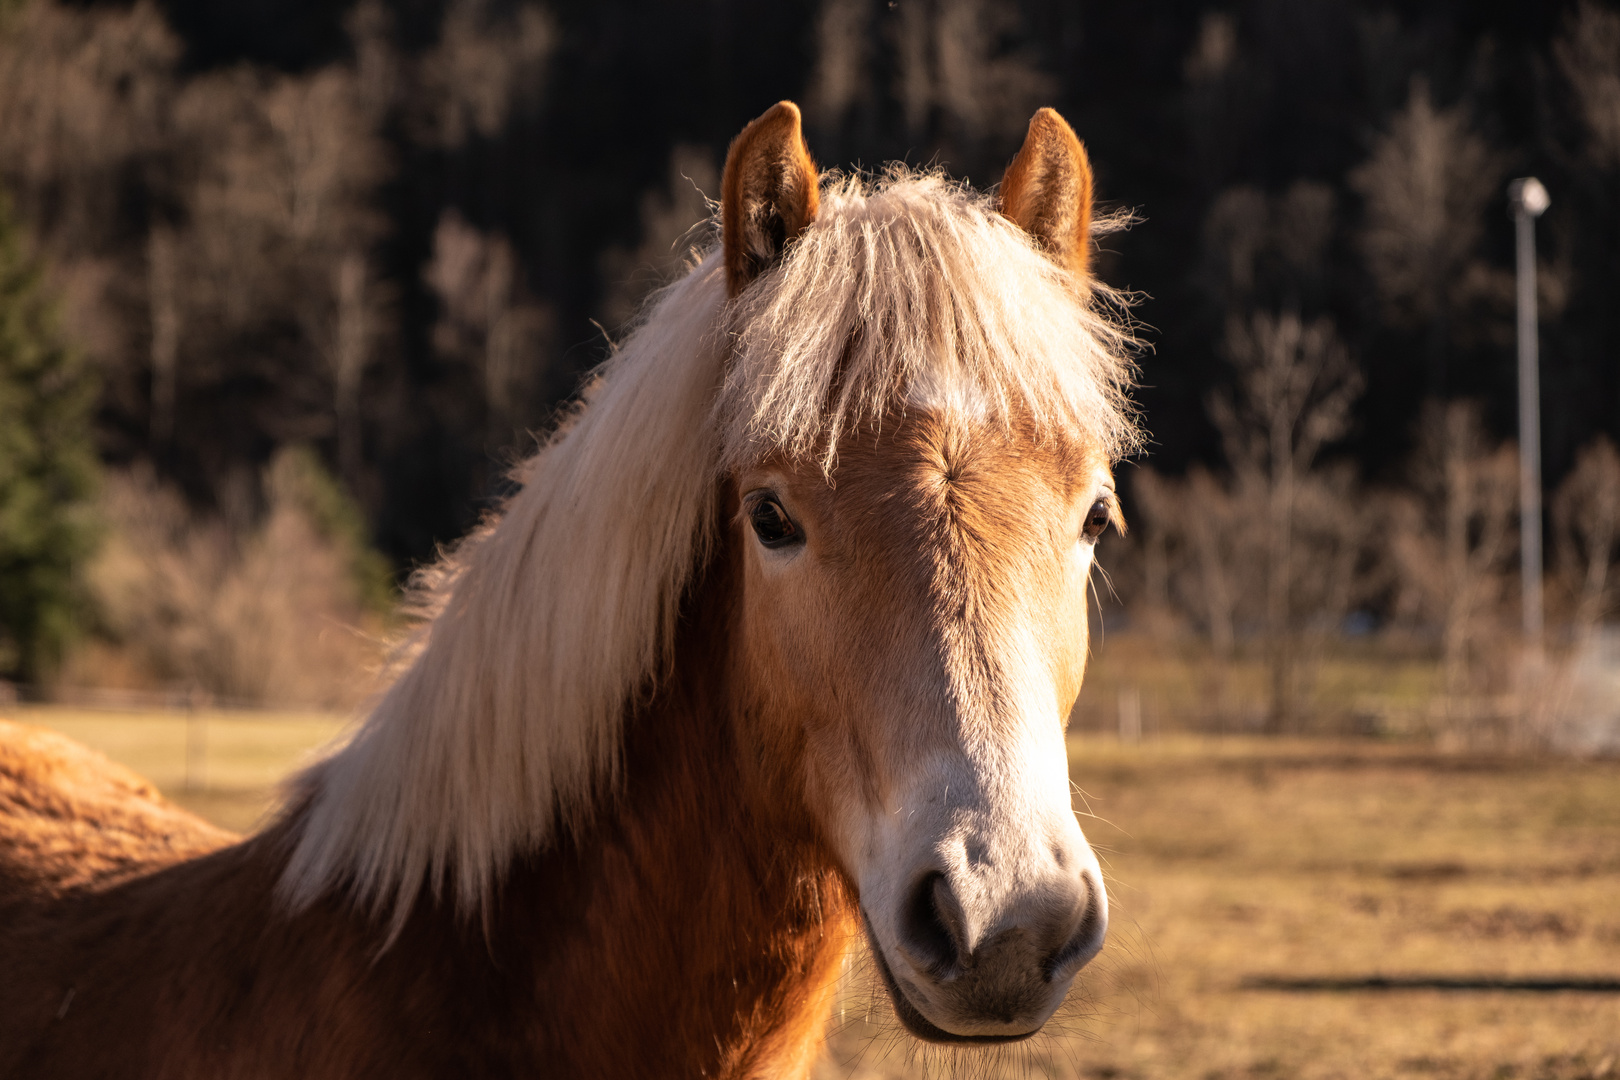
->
[[0, 101, 1138, 1078]]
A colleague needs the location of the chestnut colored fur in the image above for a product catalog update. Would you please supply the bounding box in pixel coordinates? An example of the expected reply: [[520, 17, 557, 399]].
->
[[722, 101, 820, 296], [999, 108, 1094, 280], [0, 722, 235, 907], [0, 545, 859, 1077], [0, 102, 1134, 1077]]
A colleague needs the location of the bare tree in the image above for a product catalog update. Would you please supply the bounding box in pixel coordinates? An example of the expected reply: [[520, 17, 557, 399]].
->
[[329, 252, 382, 489], [1115, 464, 1261, 730], [1203, 185, 1270, 303], [413, 0, 554, 149], [426, 212, 552, 446], [1543, 436, 1620, 749], [88, 455, 384, 707], [1556, 1, 1620, 172], [259, 26, 399, 486], [1136, 176, 1365, 731], [1183, 468, 1252, 666], [0, 0, 180, 423], [170, 56, 391, 483], [809, 0, 1051, 151], [258, 68, 390, 249], [1133, 466, 1252, 665], [1211, 310, 1362, 730], [898, 0, 1054, 143], [346, 0, 401, 123], [1392, 401, 1519, 731], [0, 0, 178, 255], [808, 0, 869, 123], [1350, 79, 1506, 391], [1203, 180, 1336, 310], [1553, 437, 1620, 643], [1291, 460, 1373, 646]]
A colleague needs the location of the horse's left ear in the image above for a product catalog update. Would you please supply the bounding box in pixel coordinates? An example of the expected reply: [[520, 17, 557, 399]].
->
[[722, 101, 820, 297], [999, 108, 1094, 281]]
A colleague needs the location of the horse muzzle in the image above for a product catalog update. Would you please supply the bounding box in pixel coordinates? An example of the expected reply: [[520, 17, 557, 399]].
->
[[861, 854, 1108, 1042]]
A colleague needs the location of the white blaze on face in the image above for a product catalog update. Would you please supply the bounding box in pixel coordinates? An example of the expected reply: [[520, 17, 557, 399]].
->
[[850, 559, 1107, 1037]]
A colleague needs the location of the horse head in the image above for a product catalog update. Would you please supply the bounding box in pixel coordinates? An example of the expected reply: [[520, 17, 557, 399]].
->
[[277, 99, 1136, 1068], [717, 102, 1125, 1042]]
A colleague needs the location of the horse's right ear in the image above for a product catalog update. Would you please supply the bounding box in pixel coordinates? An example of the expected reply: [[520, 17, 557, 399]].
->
[[999, 108, 1094, 282], [721, 101, 819, 297]]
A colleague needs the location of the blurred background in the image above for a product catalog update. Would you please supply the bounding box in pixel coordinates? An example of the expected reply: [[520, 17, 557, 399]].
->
[[3, 0, 1619, 753], [3, 3, 1620, 1075], [0, 0, 1617, 743]]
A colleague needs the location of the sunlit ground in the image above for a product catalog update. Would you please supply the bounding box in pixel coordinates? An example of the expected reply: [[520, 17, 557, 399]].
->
[[11, 709, 1619, 1078]]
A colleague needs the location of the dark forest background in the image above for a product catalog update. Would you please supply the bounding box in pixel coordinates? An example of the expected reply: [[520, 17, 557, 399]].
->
[[2, 0, 1618, 735], [4, 0, 1613, 559]]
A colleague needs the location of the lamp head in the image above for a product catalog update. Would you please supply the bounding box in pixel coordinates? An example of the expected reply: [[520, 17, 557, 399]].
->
[[1508, 177, 1550, 218]]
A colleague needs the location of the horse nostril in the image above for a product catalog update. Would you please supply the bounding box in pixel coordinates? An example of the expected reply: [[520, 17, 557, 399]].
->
[[1044, 872, 1108, 981], [899, 872, 968, 976]]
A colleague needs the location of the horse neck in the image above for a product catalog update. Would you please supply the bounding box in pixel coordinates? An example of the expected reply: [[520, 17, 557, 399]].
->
[[475, 527, 859, 1077], [11, 546, 856, 1080]]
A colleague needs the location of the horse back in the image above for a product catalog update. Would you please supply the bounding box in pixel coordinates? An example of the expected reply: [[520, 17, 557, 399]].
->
[[0, 718, 236, 910]]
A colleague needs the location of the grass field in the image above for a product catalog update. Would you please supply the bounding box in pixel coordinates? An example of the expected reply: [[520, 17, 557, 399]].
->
[[9, 708, 1619, 1078]]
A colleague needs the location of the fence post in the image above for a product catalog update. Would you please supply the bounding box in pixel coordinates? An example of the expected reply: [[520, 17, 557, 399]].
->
[[184, 687, 206, 792], [1118, 685, 1143, 743]]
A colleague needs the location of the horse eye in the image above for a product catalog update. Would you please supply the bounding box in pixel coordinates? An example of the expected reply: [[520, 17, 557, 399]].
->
[[748, 497, 801, 548], [1082, 499, 1112, 542]]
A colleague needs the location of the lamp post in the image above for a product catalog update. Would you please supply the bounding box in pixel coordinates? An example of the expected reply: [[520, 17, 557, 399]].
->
[[1508, 176, 1549, 651]]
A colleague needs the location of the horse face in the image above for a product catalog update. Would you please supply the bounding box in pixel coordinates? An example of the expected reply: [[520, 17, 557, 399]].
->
[[732, 410, 1111, 1042]]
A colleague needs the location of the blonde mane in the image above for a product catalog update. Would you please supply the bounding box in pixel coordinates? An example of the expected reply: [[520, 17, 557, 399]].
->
[[278, 170, 1140, 928]]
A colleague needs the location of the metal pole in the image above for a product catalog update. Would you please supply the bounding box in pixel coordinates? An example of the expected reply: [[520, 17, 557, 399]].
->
[[1508, 177, 1549, 650], [185, 692, 203, 791]]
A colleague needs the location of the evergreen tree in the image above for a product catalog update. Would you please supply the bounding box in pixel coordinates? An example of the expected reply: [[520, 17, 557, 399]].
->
[[0, 192, 99, 684]]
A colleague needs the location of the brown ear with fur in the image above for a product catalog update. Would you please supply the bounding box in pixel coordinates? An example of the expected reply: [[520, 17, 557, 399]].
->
[[721, 101, 820, 297], [999, 107, 1094, 281]]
